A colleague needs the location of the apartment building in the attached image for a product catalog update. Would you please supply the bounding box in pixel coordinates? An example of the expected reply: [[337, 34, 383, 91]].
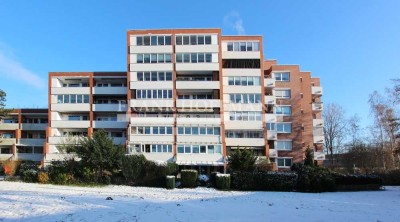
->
[[45, 72, 128, 163], [0, 109, 47, 162], [1, 28, 325, 170]]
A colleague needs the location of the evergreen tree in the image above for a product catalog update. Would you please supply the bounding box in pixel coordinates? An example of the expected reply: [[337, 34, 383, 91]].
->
[[304, 146, 314, 167], [228, 148, 256, 172]]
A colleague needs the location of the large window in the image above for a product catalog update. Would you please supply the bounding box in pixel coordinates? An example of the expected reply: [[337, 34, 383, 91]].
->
[[276, 123, 292, 133], [137, 72, 172, 81], [276, 141, 292, 151], [229, 94, 261, 104], [229, 112, 262, 121], [176, 35, 212, 45], [177, 126, 220, 135], [277, 158, 292, 168], [177, 144, 222, 154], [177, 94, 212, 100], [136, 53, 172, 63], [151, 144, 173, 153], [274, 89, 291, 99], [227, 42, 260, 52], [274, 72, 290, 81], [131, 126, 173, 135], [136, 35, 172, 46], [57, 94, 89, 104], [176, 53, 212, 63], [136, 89, 172, 99], [225, 131, 263, 138], [275, 106, 291, 116], [228, 76, 260, 86]]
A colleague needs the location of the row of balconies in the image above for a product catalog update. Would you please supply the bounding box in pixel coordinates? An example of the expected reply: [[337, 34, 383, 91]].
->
[[48, 136, 126, 145], [51, 120, 128, 129], [0, 138, 46, 146], [130, 81, 220, 90], [51, 104, 127, 112], [0, 123, 47, 131], [51, 86, 127, 95]]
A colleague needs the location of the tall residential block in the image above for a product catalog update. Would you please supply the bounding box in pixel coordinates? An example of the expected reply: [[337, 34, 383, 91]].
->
[[1, 28, 325, 171]]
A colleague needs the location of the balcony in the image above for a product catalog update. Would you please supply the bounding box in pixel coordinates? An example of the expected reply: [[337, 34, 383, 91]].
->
[[129, 63, 173, 72], [267, 131, 277, 140], [0, 138, 16, 145], [21, 123, 47, 131], [264, 78, 275, 88], [15, 153, 43, 161], [225, 138, 265, 147], [0, 154, 13, 161], [269, 149, 278, 158], [141, 153, 174, 162], [130, 135, 174, 143], [0, 123, 19, 130], [177, 135, 221, 144], [92, 87, 127, 95], [19, 139, 46, 146], [175, 45, 219, 53], [223, 103, 263, 112], [48, 136, 81, 145], [51, 120, 90, 128], [92, 121, 128, 129], [175, 63, 219, 72], [265, 114, 277, 123], [176, 116, 221, 126], [130, 99, 174, 108], [130, 116, 174, 125], [176, 81, 220, 90], [176, 153, 224, 166], [313, 135, 325, 144], [51, 103, 90, 112], [312, 102, 323, 112], [92, 104, 127, 112], [224, 121, 263, 130], [311, 86, 323, 97], [264, 95, 276, 105], [112, 137, 126, 145], [176, 99, 220, 108], [130, 81, 173, 90], [312, 119, 324, 127], [314, 151, 326, 160], [222, 51, 261, 59], [129, 45, 173, 54], [51, 87, 90, 95]]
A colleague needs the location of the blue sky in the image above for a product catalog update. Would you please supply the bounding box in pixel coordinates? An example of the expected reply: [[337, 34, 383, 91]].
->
[[0, 0, 399, 128]]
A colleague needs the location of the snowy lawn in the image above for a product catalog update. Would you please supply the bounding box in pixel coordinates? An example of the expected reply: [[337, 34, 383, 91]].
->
[[0, 181, 399, 222]]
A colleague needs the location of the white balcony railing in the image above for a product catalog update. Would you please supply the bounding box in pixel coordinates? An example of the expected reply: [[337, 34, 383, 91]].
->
[[264, 78, 275, 87], [264, 95, 276, 105], [225, 138, 265, 147], [311, 86, 323, 96], [0, 138, 16, 145], [51, 87, 90, 95], [312, 102, 323, 111], [130, 116, 174, 125], [267, 131, 277, 140], [92, 104, 127, 112], [176, 99, 220, 108], [92, 121, 128, 129], [18, 138, 46, 146], [312, 119, 324, 127], [176, 81, 220, 90], [92, 87, 127, 95], [177, 135, 221, 144], [130, 99, 174, 108], [0, 123, 19, 130], [269, 149, 278, 158], [51, 103, 90, 112], [51, 120, 90, 128]]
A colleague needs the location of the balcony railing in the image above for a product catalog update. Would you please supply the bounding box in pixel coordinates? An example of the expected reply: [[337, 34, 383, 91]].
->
[[312, 102, 323, 111], [0, 123, 19, 130]]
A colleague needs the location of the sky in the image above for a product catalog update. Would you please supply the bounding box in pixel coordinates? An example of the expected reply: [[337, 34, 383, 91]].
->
[[0, 0, 399, 128]]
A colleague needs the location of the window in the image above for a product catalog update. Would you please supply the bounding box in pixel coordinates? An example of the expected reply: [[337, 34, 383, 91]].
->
[[135, 35, 172, 46], [275, 72, 290, 81], [131, 126, 173, 135], [177, 126, 220, 135], [275, 106, 291, 116], [150, 144, 172, 153], [225, 131, 264, 138], [228, 77, 261, 86], [277, 158, 292, 167], [177, 144, 221, 154], [276, 141, 292, 151], [177, 35, 212, 45], [57, 95, 90, 104], [275, 89, 291, 99], [229, 94, 261, 104], [229, 112, 262, 121], [136, 54, 172, 63], [276, 123, 292, 133], [136, 89, 172, 99], [176, 53, 213, 63], [226, 41, 260, 51]]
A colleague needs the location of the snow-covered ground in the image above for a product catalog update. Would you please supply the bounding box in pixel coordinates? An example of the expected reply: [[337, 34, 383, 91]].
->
[[0, 182, 399, 222]]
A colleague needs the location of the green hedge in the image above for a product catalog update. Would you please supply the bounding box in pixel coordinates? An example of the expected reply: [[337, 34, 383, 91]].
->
[[216, 174, 230, 190], [335, 174, 382, 191], [181, 170, 198, 188], [376, 170, 400, 186], [231, 172, 297, 191], [291, 164, 336, 192], [166, 176, 175, 189]]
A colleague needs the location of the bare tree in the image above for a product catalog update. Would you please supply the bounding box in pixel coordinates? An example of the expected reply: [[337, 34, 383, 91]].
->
[[347, 114, 362, 148], [323, 103, 347, 166]]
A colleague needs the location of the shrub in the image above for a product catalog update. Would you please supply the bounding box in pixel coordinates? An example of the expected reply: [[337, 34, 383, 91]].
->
[[231, 171, 297, 191], [228, 149, 256, 172], [101, 175, 111, 185], [216, 174, 231, 190], [3, 160, 20, 176], [304, 147, 314, 167], [37, 171, 49, 184], [166, 162, 178, 175], [52, 173, 69, 185], [21, 169, 38, 183], [181, 170, 198, 188], [139, 161, 168, 187], [335, 174, 382, 185], [209, 172, 219, 187], [377, 169, 400, 186], [166, 176, 175, 189], [121, 154, 147, 184], [292, 164, 336, 192]]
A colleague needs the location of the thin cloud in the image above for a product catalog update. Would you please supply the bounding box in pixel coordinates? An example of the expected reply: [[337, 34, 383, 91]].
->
[[224, 11, 246, 35], [0, 50, 46, 89]]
